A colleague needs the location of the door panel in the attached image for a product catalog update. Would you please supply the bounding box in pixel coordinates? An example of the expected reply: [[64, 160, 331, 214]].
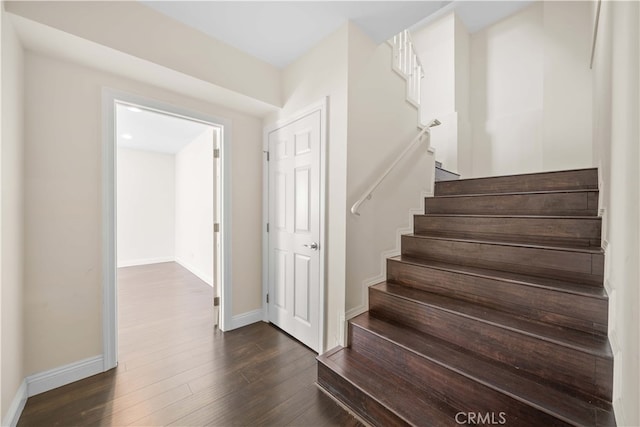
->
[[268, 110, 321, 352], [295, 167, 311, 232], [294, 253, 311, 324]]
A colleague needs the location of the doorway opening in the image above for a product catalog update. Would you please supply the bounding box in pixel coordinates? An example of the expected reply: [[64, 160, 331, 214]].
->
[[102, 90, 230, 370]]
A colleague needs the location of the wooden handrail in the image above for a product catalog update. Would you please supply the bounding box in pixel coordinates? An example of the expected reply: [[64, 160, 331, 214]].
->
[[350, 118, 441, 216]]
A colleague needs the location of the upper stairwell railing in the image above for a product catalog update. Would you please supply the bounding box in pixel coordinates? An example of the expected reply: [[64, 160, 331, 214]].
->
[[350, 118, 441, 216], [390, 29, 424, 107]]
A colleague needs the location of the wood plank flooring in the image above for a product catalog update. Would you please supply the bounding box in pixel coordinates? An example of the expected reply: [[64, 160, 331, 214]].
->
[[18, 262, 359, 427]]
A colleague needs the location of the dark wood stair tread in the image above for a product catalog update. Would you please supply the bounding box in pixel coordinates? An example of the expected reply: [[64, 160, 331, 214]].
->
[[419, 214, 599, 219], [430, 189, 599, 199], [371, 282, 612, 358], [319, 166, 614, 426], [439, 167, 598, 183], [389, 255, 607, 299], [434, 168, 599, 196], [350, 313, 615, 426], [317, 346, 458, 426], [414, 215, 602, 248], [425, 189, 599, 216], [402, 233, 605, 287], [406, 233, 604, 254]]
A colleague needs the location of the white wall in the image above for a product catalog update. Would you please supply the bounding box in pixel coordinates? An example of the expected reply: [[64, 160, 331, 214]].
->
[[414, 13, 456, 120], [412, 12, 471, 177], [1, 6, 25, 422], [117, 128, 215, 283], [413, 13, 458, 172], [541, 1, 594, 172], [345, 23, 435, 320], [23, 51, 263, 376], [454, 14, 472, 178], [116, 148, 175, 267], [592, 1, 640, 425], [266, 24, 349, 350], [175, 128, 215, 286], [469, 2, 593, 177], [469, 3, 544, 177]]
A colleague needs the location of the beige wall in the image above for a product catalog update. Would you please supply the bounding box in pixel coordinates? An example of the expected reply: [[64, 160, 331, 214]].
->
[[592, 1, 640, 425], [5, 1, 281, 108], [266, 24, 349, 350], [469, 1, 593, 177], [345, 24, 434, 318], [265, 22, 437, 348], [23, 52, 263, 375], [1, 6, 25, 421]]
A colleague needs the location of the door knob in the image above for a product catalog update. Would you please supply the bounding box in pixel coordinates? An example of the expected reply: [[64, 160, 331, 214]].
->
[[303, 242, 319, 250]]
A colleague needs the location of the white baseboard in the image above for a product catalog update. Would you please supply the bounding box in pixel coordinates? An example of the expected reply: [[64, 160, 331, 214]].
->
[[175, 258, 213, 287], [26, 355, 104, 397], [2, 356, 105, 425], [2, 379, 27, 427], [228, 308, 264, 330], [117, 256, 174, 268]]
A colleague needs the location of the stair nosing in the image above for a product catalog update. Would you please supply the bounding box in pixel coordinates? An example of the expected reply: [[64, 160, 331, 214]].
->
[[388, 255, 607, 300], [317, 354, 411, 425], [350, 314, 610, 426], [405, 233, 604, 254], [318, 348, 455, 425], [371, 282, 612, 358], [350, 320, 583, 426]]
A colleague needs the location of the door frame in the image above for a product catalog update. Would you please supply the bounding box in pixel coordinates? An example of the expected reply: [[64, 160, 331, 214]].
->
[[101, 88, 232, 371], [262, 98, 328, 354]]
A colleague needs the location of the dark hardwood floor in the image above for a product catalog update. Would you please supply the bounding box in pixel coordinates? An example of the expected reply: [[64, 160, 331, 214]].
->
[[18, 262, 359, 427]]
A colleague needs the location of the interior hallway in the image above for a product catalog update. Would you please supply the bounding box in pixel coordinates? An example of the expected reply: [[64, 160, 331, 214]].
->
[[16, 262, 359, 426]]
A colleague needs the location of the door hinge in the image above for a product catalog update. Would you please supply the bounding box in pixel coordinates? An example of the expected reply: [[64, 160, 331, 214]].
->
[[264, 150, 270, 161], [214, 223, 220, 233], [266, 293, 269, 303], [266, 223, 269, 233], [213, 296, 220, 307], [214, 148, 220, 158]]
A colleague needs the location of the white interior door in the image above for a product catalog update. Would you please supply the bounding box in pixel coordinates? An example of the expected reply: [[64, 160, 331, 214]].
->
[[268, 110, 321, 352]]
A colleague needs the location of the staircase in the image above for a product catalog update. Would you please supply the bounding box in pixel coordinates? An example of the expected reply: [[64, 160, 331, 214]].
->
[[317, 168, 616, 427]]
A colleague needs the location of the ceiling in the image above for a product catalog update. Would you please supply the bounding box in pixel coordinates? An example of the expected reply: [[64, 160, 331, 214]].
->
[[412, 1, 535, 33], [142, 1, 449, 68], [142, 1, 534, 69], [116, 103, 212, 154]]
